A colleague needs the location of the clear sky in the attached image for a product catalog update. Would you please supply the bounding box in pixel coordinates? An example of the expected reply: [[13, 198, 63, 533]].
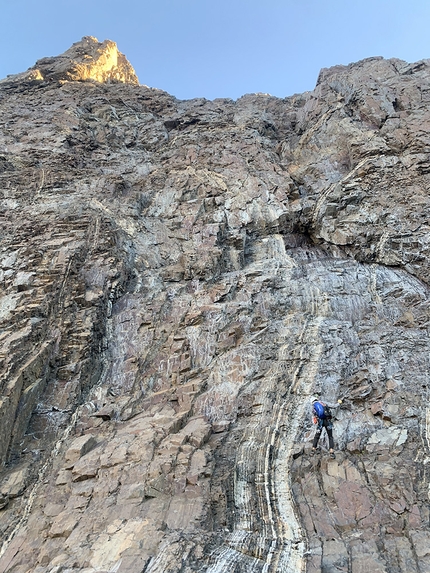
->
[[1, 0, 430, 100]]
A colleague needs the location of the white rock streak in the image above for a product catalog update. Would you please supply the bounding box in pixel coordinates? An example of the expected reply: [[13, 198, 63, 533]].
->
[[206, 257, 330, 573]]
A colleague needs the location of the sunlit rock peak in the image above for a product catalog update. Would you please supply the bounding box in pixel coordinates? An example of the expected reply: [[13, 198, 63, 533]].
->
[[1, 36, 139, 85]]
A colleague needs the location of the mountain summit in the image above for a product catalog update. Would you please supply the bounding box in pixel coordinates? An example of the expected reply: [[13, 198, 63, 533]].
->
[[1, 36, 139, 85]]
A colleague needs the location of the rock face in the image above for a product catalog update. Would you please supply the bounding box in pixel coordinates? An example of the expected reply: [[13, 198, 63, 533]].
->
[[0, 42, 429, 572]]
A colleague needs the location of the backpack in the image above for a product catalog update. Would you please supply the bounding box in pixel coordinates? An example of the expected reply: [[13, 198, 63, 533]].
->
[[314, 401, 332, 420]]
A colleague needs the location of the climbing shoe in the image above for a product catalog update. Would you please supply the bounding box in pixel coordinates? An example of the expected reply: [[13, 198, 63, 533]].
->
[[329, 452, 336, 459]]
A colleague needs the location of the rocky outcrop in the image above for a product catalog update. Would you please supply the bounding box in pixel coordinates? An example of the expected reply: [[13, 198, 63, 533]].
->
[[0, 43, 429, 572], [0, 36, 139, 86]]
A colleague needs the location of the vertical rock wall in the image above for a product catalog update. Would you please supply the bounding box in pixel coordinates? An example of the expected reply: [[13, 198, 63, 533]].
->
[[0, 44, 429, 572]]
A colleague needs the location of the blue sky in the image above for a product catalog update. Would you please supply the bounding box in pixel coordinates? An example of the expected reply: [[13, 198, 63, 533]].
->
[[1, 0, 430, 100]]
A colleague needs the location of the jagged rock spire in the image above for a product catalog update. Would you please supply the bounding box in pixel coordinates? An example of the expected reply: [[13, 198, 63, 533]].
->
[[1, 36, 139, 85]]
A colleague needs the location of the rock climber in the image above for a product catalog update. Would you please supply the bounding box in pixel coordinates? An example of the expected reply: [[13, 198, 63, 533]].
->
[[311, 397, 337, 458]]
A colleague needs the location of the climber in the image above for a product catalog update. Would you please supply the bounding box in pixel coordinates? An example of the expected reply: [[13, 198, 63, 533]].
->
[[311, 397, 336, 458]]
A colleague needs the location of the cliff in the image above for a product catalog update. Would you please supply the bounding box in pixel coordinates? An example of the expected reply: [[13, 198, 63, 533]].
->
[[0, 39, 429, 572]]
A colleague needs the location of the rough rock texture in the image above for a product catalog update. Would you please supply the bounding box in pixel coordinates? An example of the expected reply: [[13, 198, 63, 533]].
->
[[0, 41, 429, 572]]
